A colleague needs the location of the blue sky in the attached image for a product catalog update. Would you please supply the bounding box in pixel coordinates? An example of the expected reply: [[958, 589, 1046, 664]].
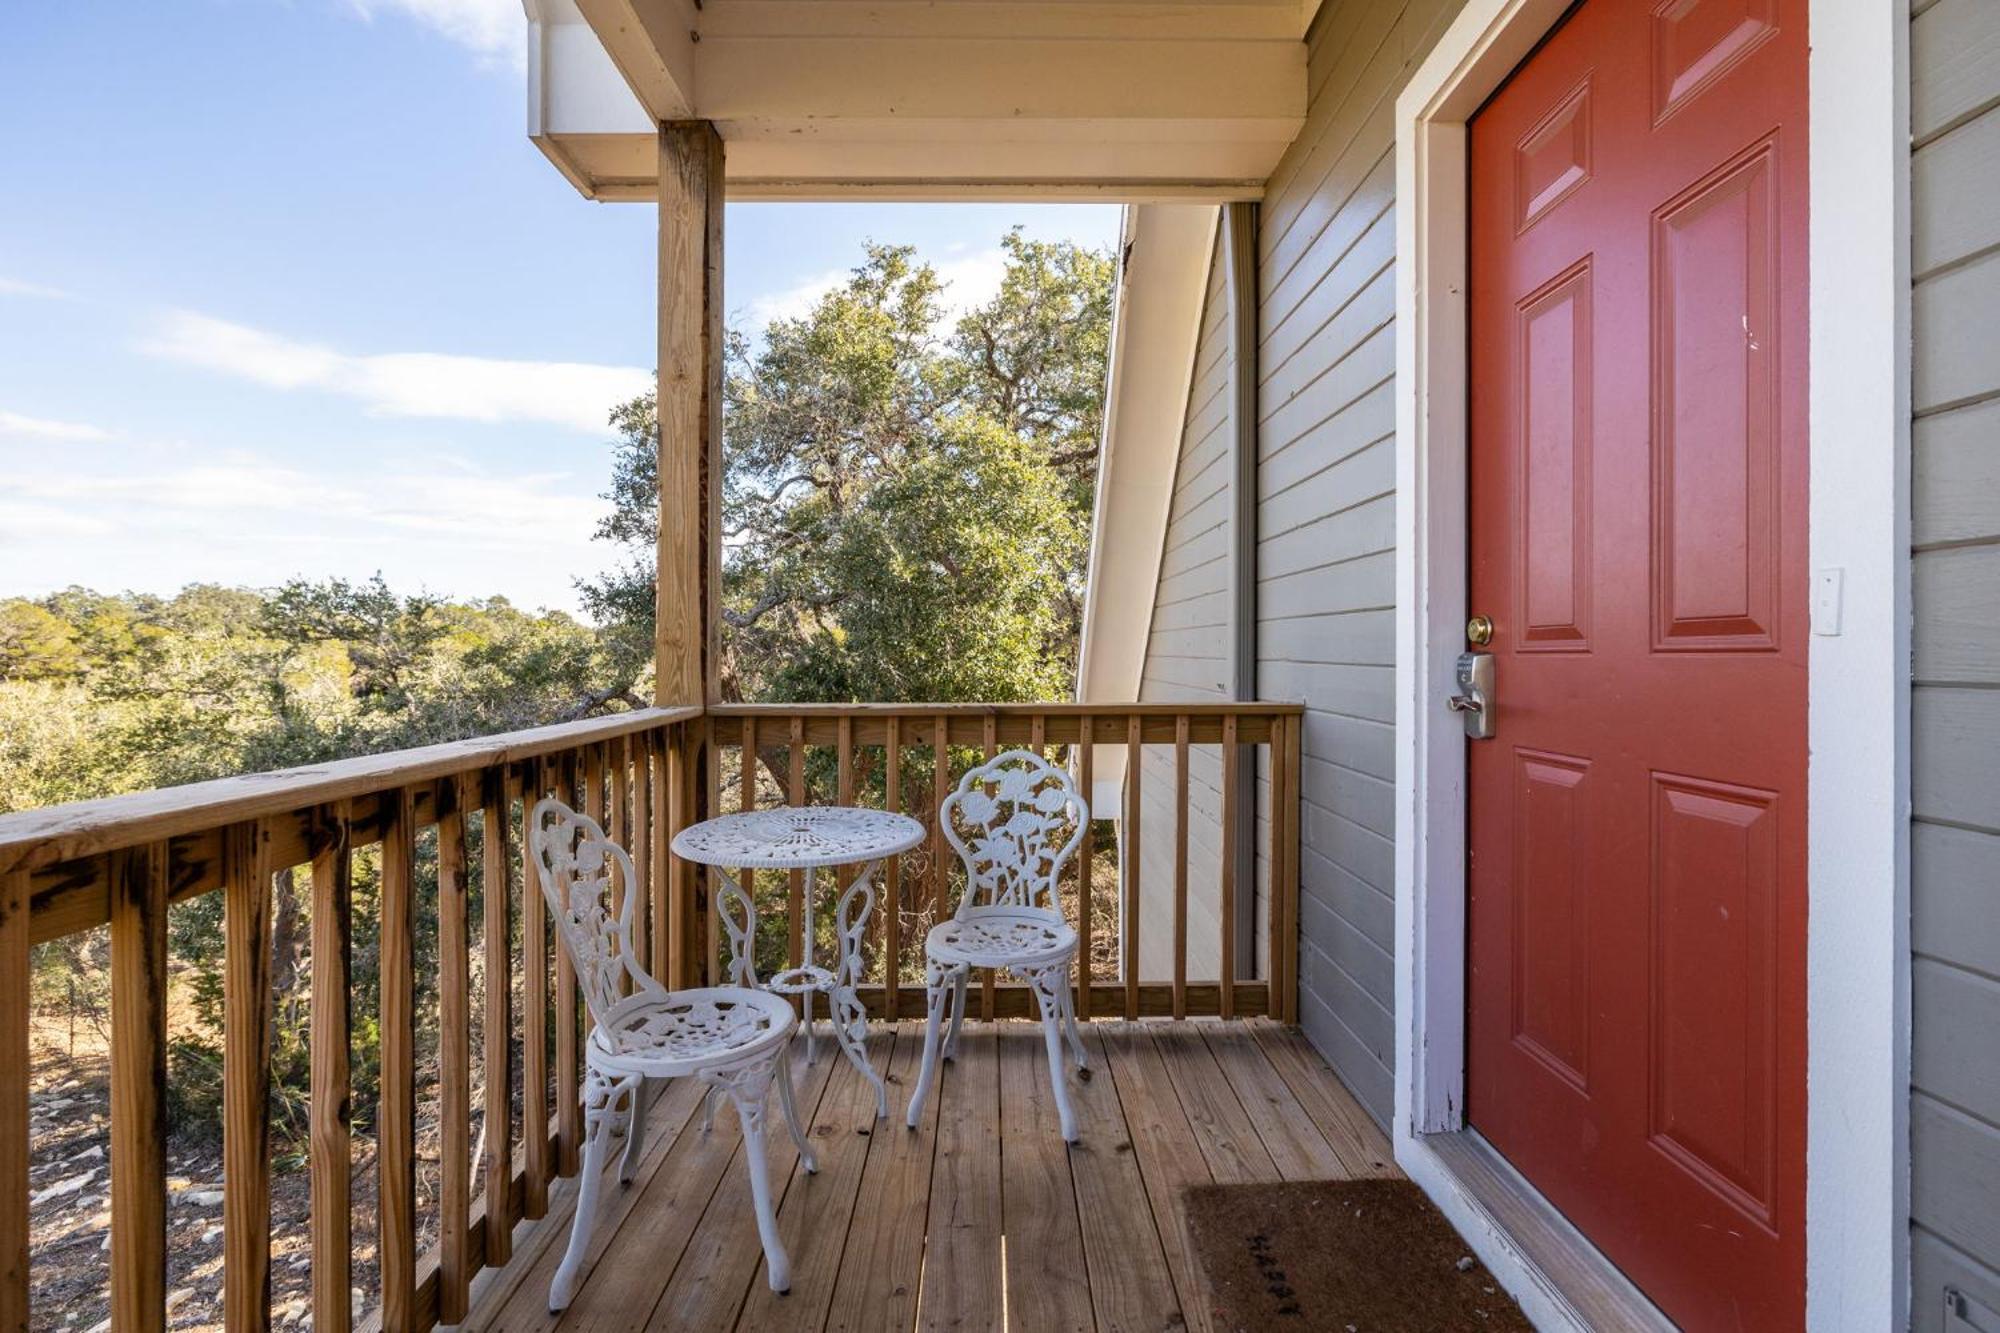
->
[[0, 0, 1119, 616]]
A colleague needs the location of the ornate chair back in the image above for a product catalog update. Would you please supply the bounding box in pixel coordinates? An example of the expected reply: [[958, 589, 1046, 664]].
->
[[530, 798, 660, 1026], [939, 749, 1090, 917]]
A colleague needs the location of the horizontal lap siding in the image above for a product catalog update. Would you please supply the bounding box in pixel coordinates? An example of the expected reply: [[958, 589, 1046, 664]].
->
[[1911, 1, 2000, 1323], [1138, 240, 1232, 980], [1251, 0, 1465, 1129]]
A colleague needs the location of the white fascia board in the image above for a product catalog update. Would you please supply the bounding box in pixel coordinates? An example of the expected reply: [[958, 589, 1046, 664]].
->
[[1077, 203, 1221, 804]]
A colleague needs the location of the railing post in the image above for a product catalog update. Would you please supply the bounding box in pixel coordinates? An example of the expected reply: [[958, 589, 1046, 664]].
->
[[1076, 715, 1094, 1021], [884, 716, 902, 1020], [379, 788, 418, 1330], [649, 729, 672, 982], [109, 845, 167, 1333], [0, 870, 29, 1332], [1270, 714, 1302, 1025], [1173, 714, 1190, 1021], [1220, 714, 1239, 1021], [480, 766, 513, 1267], [521, 761, 552, 1218], [223, 819, 273, 1331], [1123, 715, 1142, 1022], [308, 802, 353, 1329]]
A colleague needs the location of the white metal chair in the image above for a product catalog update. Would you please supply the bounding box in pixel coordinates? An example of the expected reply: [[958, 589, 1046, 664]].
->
[[530, 798, 816, 1309], [904, 749, 1090, 1141]]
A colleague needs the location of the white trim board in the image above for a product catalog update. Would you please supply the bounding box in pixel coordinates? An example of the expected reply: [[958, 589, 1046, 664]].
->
[[1390, 1, 1912, 1329]]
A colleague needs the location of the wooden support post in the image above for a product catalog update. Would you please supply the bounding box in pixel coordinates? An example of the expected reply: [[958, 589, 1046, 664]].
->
[[656, 120, 725, 708]]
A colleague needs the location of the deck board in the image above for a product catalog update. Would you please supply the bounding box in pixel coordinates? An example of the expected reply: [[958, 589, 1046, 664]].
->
[[465, 1018, 1394, 1332], [997, 1024, 1093, 1332], [918, 1024, 1004, 1330]]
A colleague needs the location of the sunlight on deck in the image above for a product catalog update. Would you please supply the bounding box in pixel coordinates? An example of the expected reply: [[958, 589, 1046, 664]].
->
[[461, 1018, 1394, 1332]]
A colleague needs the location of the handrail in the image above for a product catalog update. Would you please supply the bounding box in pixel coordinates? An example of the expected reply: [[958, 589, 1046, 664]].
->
[[0, 705, 701, 879], [2, 698, 1303, 1332]]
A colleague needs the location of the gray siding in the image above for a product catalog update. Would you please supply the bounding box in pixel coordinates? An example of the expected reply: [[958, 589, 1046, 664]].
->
[[1910, 0, 2000, 1323], [1136, 237, 1234, 981], [1249, 0, 1465, 1128]]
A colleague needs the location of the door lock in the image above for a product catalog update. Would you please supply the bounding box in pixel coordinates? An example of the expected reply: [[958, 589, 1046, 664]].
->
[[1450, 651, 1495, 740]]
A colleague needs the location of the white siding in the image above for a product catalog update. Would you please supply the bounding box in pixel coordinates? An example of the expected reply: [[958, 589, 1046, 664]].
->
[[1910, 0, 2000, 1323]]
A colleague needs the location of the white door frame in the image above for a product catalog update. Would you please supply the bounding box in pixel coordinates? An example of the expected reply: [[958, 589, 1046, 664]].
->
[[1389, 1, 1911, 1328]]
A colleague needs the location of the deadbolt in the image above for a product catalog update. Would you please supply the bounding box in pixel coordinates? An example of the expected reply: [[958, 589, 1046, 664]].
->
[[1466, 615, 1494, 645]]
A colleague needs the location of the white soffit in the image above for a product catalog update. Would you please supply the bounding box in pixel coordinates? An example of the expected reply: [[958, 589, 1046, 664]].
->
[[523, 1, 1306, 200]]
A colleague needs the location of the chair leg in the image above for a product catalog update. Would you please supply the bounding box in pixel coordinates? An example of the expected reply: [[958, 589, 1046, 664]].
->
[[943, 966, 970, 1062], [707, 1062, 793, 1294], [1059, 969, 1088, 1071], [619, 1076, 649, 1185], [1028, 965, 1079, 1143], [700, 1083, 719, 1133], [550, 1065, 634, 1311], [906, 959, 954, 1130], [776, 1052, 818, 1174]]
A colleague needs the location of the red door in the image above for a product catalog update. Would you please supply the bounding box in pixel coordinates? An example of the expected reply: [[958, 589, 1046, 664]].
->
[[1465, 1, 1807, 1327]]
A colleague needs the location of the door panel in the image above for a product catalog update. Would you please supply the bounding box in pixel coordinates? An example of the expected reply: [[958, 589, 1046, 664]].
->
[[1464, 0, 1807, 1327]]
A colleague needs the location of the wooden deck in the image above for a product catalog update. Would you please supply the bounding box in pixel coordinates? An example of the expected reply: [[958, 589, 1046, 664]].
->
[[461, 1018, 1395, 1332]]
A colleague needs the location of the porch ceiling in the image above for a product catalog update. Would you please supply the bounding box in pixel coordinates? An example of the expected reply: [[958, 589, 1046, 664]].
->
[[526, 0, 1313, 200]]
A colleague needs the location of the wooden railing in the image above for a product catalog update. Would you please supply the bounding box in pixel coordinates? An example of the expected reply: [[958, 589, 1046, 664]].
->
[[0, 699, 1300, 1331], [705, 704, 1303, 1026]]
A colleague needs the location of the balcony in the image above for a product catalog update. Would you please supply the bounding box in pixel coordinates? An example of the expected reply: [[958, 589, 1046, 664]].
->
[[0, 699, 1312, 1330]]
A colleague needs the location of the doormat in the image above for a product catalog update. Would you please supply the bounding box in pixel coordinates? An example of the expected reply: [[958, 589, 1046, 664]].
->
[[1183, 1178, 1534, 1332]]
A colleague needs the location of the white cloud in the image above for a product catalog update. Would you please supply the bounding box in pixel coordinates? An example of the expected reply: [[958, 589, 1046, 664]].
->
[[0, 448, 608, 612], [343, 0, 525, 69], [0, 451, 602, 540], [0, 276, 72, 300], [744, 267, 852, 329], [741, 247, 1011, 334], [140, 311, 649, 433], [0, 410, 113, 443]]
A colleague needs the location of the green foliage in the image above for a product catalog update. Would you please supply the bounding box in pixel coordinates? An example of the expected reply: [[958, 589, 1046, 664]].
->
[[583, 228, 1115, 706], [0, 579, 641, 1137]]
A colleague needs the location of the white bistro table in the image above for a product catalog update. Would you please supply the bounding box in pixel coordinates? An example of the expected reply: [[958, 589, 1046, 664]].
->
[[671, 805, 925, 1119]]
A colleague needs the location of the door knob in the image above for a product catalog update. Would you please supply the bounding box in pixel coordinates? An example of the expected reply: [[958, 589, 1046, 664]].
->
[[1466, 614, 1494, 645]]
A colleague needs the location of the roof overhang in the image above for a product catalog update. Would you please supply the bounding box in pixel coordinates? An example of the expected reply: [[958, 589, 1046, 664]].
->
[[525, 0, 1310, 201]]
